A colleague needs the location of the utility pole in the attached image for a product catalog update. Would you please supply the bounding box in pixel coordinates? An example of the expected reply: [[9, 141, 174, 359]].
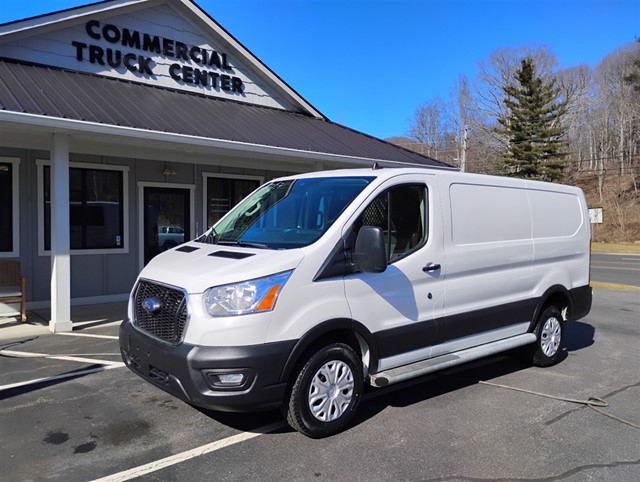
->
[[460, 125, 468, 172]]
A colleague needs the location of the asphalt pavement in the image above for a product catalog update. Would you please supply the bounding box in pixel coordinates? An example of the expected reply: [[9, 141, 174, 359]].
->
[[591, 253, 640, 287], [1, 289, 639, 481]]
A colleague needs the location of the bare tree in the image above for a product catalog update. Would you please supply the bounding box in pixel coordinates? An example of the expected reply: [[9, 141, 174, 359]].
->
[[596, 44, 640, 175], [556, 64, 593, 171], [408, 97, 448, 158]]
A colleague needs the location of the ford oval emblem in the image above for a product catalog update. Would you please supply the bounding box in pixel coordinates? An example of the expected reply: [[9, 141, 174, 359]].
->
[[141, 297, 162, 314]]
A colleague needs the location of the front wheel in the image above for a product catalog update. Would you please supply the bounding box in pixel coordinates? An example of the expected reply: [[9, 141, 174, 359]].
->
[[532, 306, 565, 367], [285, 343, 363, 438]]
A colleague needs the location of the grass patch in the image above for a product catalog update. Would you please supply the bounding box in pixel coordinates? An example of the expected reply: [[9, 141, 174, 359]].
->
[[591, 281, 640, 292], [591, 242, 640, 255]]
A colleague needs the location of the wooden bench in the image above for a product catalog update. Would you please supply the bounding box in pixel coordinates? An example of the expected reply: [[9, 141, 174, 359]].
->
[[0, 260, 27, 322]]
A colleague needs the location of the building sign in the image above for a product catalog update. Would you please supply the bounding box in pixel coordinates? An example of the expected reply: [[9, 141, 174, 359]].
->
[[589, 207, 603, 224], [71, 20, 244, 93], [0, 4, 291, 109]]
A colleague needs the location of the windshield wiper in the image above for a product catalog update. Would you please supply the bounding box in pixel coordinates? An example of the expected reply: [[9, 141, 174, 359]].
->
[[217, 240, 269, 249], [197, 228, 219, 245]]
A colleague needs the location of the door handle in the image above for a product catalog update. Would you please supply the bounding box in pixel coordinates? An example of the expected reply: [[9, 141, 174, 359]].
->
[[422, 263, 441, 273]]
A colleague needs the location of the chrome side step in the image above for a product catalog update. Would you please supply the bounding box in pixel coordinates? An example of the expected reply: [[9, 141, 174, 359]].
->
[[369, 333, 537, 388]]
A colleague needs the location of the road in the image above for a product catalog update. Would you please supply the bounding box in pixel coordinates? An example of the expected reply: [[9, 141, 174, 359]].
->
[[591, 253, 640, 287], [1, 289, 639, 481]]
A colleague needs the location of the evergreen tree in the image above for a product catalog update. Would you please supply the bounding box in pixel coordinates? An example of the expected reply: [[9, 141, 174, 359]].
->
[[497, 57, 568, 181], [623, 38, 640, 90]]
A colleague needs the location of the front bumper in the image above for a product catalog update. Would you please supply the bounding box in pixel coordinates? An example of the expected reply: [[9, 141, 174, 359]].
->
[[119, 320, 295, 412]]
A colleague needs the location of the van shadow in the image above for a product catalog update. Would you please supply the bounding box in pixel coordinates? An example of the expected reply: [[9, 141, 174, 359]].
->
[[196, 407, 286, 433], [356, 355, 531, 420], [197, 321, 596, 435], [196, 356, 534, 435], [351, 322, 597, 430], [564, 320, 595, 352]]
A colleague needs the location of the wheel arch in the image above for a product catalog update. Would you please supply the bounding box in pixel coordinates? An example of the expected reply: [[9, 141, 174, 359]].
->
[[279, 318, 378, 384], [531, 285, 573, 330]]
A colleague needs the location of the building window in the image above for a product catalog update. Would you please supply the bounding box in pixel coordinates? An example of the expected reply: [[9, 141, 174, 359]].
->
[[43, 166, 125, 251], [0, 160, 19, 256], [204, 175, 262, 229]]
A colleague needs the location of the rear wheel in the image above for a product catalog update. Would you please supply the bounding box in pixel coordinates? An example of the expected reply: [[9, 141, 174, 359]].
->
[[532, 306, 565, 367], [285, 343, 363, 438]]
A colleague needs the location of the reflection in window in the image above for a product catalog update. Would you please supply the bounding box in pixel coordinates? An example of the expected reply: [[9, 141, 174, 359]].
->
[[199, 177, 373, 249], [0, 162, 12, 252], [44, 166, 124, 250], [206, 177, 260, 228]]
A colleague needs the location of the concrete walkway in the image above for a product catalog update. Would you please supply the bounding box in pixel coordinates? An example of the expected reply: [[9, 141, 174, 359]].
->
[[0, 301, 127, 341]]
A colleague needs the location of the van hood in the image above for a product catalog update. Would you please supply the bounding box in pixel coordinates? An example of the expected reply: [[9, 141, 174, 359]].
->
[[138, 243, 305, 294]]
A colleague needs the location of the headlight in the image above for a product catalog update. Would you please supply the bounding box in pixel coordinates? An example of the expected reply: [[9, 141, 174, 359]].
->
[[204, 270, 292, 317]]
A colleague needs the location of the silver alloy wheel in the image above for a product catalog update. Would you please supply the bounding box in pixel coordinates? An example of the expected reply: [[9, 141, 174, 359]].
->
[[308, 360, 354, 422], [540, 316, 562, 357]]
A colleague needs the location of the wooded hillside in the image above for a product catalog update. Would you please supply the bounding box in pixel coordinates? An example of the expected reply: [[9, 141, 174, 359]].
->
[[388, 41, 640, 242]]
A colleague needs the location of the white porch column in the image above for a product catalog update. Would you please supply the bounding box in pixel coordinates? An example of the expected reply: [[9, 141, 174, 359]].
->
[[49, 133, 73, 333]]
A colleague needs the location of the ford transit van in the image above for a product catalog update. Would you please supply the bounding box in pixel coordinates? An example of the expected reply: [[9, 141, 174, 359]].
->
[[120, 166, 592, 437]]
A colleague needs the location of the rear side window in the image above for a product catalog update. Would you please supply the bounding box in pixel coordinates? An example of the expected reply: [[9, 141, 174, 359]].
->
[[356, 184, 428, 262]]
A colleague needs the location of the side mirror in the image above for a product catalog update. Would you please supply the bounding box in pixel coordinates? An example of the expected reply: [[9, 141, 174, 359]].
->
[[353, 226, 387, 273]]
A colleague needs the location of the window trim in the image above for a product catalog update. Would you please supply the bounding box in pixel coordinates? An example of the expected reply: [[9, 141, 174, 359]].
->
[[0, 157, 20, 258], [201, 172, 264, 233], [37, 160, 130, 256]]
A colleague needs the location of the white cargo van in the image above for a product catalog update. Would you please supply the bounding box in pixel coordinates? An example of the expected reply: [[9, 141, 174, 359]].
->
[[120, 166, 592, 437]]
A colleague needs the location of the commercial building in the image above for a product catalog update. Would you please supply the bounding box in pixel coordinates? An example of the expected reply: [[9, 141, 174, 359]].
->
[[0, 0, 451, 331]]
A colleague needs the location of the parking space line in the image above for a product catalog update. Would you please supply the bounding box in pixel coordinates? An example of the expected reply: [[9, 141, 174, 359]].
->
[[55, 332, 119, 340], [1, 349, 125, 367], [73, 320, 123, 329], [91, 421, 286, 482], [0, 365, 122, 392]]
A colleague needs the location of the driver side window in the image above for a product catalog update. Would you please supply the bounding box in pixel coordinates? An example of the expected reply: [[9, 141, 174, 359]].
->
[[356, 184, 428, 262]]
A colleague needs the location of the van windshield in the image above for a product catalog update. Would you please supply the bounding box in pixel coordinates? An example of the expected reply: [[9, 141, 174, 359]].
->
[[197, 176, 374, 249]]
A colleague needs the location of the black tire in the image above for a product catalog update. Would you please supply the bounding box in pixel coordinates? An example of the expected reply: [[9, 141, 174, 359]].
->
[[285, 343, 363, 438], [531, 306, 565, 367]]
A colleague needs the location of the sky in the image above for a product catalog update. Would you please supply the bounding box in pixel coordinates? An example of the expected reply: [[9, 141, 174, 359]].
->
[[1, 0, 638, 139]]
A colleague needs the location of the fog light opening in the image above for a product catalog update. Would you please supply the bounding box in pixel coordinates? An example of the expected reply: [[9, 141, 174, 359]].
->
[[204, 369, 253, 390], [217, 373, 245, 385]]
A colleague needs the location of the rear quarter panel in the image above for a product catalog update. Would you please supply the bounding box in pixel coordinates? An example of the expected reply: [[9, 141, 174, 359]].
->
[[526, 181, 591, 295]]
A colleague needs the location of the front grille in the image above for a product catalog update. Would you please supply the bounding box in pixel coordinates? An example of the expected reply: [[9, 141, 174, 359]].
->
[[133, 280, 188, 344]]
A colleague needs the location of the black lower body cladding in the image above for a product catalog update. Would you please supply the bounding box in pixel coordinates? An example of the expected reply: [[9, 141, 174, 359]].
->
[[569, 285, 592, 321], [119, 320, 295, 412]]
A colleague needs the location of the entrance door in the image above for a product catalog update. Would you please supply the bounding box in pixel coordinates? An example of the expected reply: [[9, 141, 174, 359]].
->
[[143, 186, 191, 265]]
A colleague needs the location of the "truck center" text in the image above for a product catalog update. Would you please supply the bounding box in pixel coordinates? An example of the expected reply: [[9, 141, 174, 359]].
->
[[71, 20, 244, 93]]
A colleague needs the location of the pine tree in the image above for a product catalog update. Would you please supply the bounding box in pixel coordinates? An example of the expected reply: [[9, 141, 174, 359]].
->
[[497, 57, 568, 181], [623, 39, 640, 90]]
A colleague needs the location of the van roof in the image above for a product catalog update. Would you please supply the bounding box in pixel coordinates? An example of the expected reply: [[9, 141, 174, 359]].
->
[[277, 166, 583, 195], [281, 166, 445, 181]]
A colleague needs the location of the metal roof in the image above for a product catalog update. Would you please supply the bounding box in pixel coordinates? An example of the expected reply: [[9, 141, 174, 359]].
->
[[0, 59, 452, 168]]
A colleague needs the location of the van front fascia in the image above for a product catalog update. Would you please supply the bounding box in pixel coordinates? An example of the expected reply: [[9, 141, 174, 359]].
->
[[119, 320, 296, 412]]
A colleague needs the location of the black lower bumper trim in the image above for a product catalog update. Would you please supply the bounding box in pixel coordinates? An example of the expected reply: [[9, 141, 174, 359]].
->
[[569, 285, 592, 321], [119, 321, 295, 412]]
